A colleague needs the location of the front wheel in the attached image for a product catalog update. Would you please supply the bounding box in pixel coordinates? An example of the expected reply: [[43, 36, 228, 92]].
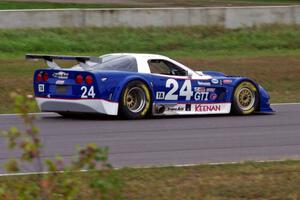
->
[[231, 81, 259, 115], [119, 81, 151, 119]]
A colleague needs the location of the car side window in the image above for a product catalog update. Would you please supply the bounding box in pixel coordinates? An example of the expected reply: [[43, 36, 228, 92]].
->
[[148, 59, 187, 76]]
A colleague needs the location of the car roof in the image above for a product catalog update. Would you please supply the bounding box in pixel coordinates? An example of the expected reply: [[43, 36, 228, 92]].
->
[[98, 53, 203, 76], [100, 53, 170, 60]]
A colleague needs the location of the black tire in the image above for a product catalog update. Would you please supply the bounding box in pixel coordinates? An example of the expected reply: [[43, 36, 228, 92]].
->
[[231, 81, 259, 115], [119, 80, 151, 119], [57, 112, 76, 118]]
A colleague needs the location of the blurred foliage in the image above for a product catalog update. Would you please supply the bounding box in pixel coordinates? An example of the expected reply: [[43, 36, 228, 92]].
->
[[1, 94, 300, 199], [0, 92, 122, 200]]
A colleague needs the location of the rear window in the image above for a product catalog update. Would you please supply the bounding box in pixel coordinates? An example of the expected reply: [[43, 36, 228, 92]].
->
[[92, 55, 138, 72]]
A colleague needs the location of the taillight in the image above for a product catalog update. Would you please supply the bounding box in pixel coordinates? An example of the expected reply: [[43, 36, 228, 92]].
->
[[43, 72, 49, 81], [85, 75, 93, 85], [37, 73, 42, 82], [75, 75, 83, 84]]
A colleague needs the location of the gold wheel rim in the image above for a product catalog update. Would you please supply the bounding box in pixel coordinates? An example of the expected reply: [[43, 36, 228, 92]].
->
[[237, 87, 255, 111], [126, 87, 146, 113]]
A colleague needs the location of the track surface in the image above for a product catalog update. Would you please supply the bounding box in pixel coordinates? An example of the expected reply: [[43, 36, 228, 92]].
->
[[0, 104, 299, 172]]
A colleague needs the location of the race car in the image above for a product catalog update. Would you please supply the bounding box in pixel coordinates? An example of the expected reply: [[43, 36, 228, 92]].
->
[[27, 53, 273, 119]]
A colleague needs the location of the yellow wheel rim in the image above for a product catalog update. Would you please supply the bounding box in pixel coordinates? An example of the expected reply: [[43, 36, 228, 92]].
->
[[237, 87, 255, 111], [126, 87, 146, 113]]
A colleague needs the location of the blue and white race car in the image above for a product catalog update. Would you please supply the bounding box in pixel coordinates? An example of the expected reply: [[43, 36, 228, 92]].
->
[[27, 53, 273, 119]]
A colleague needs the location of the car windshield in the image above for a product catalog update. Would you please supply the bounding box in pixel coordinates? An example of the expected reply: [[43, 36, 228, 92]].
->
[[92, 55, 138, 72]]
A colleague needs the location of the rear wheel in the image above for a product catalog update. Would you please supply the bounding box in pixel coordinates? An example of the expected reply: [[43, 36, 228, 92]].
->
[[119, 81, 151, 119], [232, 81, 258, 115]]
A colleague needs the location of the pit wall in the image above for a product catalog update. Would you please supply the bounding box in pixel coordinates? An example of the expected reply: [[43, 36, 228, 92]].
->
[[0, 6, 299, 29]]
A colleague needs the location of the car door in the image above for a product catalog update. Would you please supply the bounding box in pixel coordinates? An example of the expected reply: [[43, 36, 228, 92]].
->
[[148, 59, 193, 114], [148, 59, 225, 115]]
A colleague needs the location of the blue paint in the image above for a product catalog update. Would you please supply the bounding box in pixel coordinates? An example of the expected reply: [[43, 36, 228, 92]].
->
[[33, 68, 273, 113]]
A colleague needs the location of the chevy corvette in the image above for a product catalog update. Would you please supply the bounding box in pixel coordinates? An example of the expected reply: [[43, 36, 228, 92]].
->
[[27, 53, 273, 119]]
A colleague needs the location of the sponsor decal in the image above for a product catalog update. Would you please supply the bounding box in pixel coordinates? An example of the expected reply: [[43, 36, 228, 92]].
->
[[52, 71, 69, 79], [156, 91, 165, 100], [194, 87, 206, 92], [185, 104, 191, 111], [165, 104, 185, 112], [197, 81, 211, 86], [223, 79, 233, 84], [55, 80, 65, 85], [206, 88, 216, 92], [101, 77, 108, 82], [194, 92, 209, 101], [195, 104, 221, 112], [38, 84, 44, 92], [210, 93, 218, 101], [211, 78, 219, 84]]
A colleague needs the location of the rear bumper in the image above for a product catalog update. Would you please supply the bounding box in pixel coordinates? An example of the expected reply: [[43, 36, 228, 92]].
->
[[36, 97, 119, 115]]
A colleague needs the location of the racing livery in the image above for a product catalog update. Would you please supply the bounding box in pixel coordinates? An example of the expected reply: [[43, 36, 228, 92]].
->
[[27, 53, 273, 119]]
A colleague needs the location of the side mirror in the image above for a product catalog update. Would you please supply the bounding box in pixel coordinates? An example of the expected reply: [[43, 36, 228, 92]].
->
[[187, 71, 193, 78]]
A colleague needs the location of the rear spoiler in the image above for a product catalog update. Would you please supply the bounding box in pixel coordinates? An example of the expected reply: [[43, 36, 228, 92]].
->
[[25, 54, 102, 69]]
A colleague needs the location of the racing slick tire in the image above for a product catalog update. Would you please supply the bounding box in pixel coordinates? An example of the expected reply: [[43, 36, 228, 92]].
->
[[231, 81, 259, 115], [119, 80, 151, 119], [57, 112, 78, 118]]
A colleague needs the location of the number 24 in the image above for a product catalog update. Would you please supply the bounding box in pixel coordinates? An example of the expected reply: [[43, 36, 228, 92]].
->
[[165, 79, 193, 100], [81, 86, 95, 98]]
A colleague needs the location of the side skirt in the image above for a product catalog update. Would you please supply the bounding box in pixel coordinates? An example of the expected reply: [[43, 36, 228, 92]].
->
[[152, 102, 231, 116]]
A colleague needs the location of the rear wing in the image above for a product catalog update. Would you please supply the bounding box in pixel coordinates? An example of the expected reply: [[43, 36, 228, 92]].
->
[[26, 54, 102, 69]]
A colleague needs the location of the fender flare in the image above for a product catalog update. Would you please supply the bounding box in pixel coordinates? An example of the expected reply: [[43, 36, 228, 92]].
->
[[113, 75, 154, 102], [231, 78, 260, 111]]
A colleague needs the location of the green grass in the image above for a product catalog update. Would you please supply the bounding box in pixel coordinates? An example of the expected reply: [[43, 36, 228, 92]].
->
[[1, 25, 300, 58], [0, 1, 132, 10], [0, 25, 300, 113], [1, 160, 300, 199], [1, 0, 299, 10]]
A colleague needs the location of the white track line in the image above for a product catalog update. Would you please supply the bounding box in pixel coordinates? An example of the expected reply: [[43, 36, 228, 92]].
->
[[0, 159, 297, 177], [271, 102, 300, 106], [0, 112, 56, 116], [0, 103, 300, 116]]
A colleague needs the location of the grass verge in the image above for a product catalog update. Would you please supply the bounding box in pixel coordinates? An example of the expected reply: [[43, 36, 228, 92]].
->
[[0, 1, 132, 9], [1, 160, 300, 199], [1, 0, 300, 9], [0, 25, 300, 113], [1, 25, 300, 58]]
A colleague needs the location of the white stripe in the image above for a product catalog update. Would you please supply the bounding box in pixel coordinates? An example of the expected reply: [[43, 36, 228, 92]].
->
[[0, 112, 57, 116], [271, 102, 300, 106], [0, 102, 299, 116], [0, 159, 294, 177], [0, 169, 88, 177], [2, 6, 295, 12]]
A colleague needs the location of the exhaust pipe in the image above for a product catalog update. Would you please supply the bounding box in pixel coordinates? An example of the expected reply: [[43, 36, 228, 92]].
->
[[155, 105, 165, 114]]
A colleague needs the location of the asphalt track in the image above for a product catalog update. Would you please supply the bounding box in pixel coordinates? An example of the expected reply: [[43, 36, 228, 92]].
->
[[0, 104, 299, 173]]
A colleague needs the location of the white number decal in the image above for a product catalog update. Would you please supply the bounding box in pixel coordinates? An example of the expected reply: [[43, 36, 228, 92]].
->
[[81, 86, 88, 98], [88, 86, 95, 98], [165, 79, 194, 100], [81, 86, 95, 98], [179, 80, 193, 100], [165, 79, 178, 100]]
